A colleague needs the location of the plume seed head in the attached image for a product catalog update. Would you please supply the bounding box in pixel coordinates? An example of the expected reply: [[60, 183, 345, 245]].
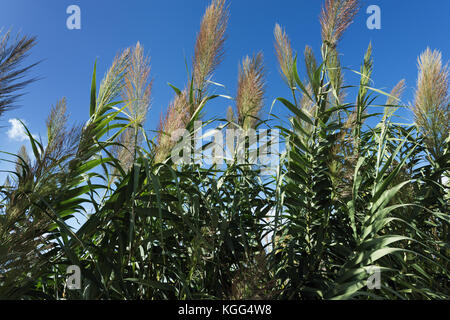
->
[[227, 105, 235, 123], [299, 82, 315, 114], [15, 145, 31, 176], [96, 48, 131, 115], [236, 52, 266, 130], [386, 79, 406, 107], [122, 42, 153, 128], [193, 0, 229, 93], [304, 45, 318, 79], [384, 79, 406, 120], [274, 24, 295, 89], [320, 0, 360, 48], [413, 48, 449, 159], [155, 91, 189, 163], [46, 97, 68, 147], [111, 43, 153, 172]]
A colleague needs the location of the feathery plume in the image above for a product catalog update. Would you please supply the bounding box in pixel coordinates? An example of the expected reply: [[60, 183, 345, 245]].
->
[[154, 0, 228, 163], [15, 145, 31, 177], [193, 0, 228, 95], [153, 0, 228, 163], [155, 91, 189, 163], [413, 48, 449, 159], [115, 43, 152, 171], [77, 48, 130, 164], [274, 24, 295, 89], [122, 42, 152, 128], [236, 53, 266, 130], [320, 0, 356, 106], [304, 46, 318, 81], [387, 79, 406, 106], [226, 105, 235, 123], [319, 1, 359, 109], [320, 0, 360, 48], [0, 30, 39, 117], [46, 98, 69, 148], [114, 127, 135, 172], [43, 98, 80, 172], [299, 82, 315, 114], [96, 48, 131, 116], [384, 79, 406, 119]]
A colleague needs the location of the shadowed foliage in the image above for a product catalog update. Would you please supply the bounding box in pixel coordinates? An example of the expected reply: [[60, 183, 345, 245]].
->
[[0, 0, 448, 300]]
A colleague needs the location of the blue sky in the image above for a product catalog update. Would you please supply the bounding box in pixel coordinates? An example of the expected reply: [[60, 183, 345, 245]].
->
[[1, 0, 449, 171]]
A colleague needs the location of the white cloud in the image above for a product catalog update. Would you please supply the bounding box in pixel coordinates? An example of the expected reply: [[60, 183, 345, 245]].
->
[[7, 119, 29, 142], [6, 118, 38, 142]]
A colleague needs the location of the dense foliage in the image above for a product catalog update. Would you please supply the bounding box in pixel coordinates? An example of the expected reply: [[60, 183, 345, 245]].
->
[[0, 0, 448, 300]]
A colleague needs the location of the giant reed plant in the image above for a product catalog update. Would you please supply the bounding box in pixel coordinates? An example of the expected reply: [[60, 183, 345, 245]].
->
[[0, 0, 448, 300]]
